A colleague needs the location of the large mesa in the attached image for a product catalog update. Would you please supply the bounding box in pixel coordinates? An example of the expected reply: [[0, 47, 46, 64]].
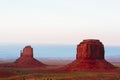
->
[[76, 39, 104, 60], [65, 39, 116, 71]]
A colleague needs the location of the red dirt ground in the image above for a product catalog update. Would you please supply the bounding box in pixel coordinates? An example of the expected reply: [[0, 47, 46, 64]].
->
[[0, 71, 16, 78]]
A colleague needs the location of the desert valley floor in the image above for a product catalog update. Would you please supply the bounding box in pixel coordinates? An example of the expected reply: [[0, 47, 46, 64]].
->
[[0, 60, 120, 80]]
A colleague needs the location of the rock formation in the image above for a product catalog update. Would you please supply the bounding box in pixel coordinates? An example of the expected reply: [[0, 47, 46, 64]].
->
[[20, 45, 33, 58], [76, 39, 104, 60], [65, 39, 116, 71], [14, 45, 45, 67]]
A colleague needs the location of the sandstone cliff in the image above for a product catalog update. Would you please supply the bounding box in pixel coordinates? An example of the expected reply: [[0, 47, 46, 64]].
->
[[65, 39, 116, 71]]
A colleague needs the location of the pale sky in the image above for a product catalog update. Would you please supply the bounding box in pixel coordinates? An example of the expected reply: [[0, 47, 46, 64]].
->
[[0, 0, 120, 45]]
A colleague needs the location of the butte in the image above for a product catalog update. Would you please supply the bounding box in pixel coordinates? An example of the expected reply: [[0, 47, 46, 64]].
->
[[64, 39, 116, 71], [14, 45, 45, 68]]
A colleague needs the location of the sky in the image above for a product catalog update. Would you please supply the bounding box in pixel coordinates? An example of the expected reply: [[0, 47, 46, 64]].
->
[[0, 0, 120, 45]]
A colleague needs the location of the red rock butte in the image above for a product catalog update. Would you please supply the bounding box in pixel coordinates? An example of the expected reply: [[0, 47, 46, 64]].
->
[[14, 45, 45, 67], [65, 39, 116, 71], [76, 39, 104, 60]]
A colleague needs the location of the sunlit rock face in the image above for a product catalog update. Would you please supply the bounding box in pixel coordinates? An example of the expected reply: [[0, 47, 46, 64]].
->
[[65, 39, 116, 71], [14, 45, 45, 67], [76, 39, 104, 60], [20, 46, 33, 58]]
